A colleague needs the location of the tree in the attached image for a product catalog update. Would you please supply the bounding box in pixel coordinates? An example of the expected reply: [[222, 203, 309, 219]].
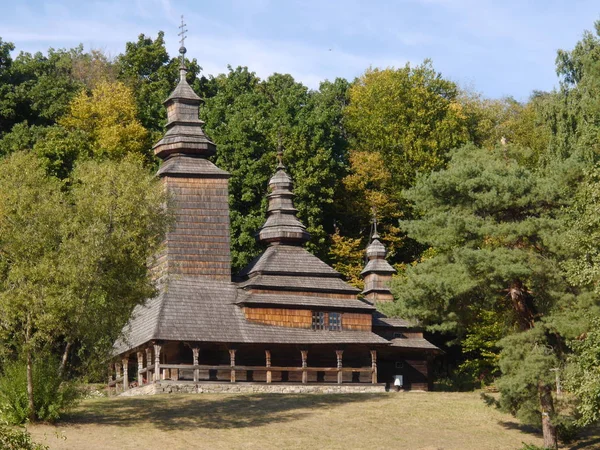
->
[[0, 45, 84, 132], [59, 80, 149, 159], [388, 144, 578, 447], [201, 68, 350, 270], [0, 152, 66, 420], [335, 62, 472, 276], [345, 62, 471, 192], [117, 31, 203, 137], [565, 317, 600, 427], [0, 152, 169, 420]]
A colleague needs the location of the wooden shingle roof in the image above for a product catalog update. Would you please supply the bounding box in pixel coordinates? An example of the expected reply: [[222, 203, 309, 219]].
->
[[237, 291, 375, 311], [114, 277, 389, 354]]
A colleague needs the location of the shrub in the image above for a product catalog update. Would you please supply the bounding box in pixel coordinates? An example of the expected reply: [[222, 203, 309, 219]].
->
[[0, 422, 48, 450], [0, 356, 79, 424]]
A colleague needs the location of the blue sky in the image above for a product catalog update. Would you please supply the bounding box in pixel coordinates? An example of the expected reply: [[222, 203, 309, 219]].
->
[[1, 0, 599, 100]]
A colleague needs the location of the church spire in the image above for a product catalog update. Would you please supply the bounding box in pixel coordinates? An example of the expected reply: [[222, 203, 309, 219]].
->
[[257, 149, 310, 245], [153, 17, 215, 161], [361, 211, 396, 303]]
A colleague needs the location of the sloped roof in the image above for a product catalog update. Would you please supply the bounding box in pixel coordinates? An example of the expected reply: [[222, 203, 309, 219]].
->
[[390, 338, 440, 351], [238, 274, 360, 295], [237, 244, 360, 295], [157, 155, 229, 178], [237, 291, 375, 311], [372, 311, 415, 328], [239, 245, 341, 278], [114, 277, 388, 354]]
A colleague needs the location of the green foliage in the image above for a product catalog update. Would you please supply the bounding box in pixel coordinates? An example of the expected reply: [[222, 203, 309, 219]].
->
[[59, 80, 149, 159], [328, 229, 364, 288], [390, 144, 568, 334], [565, 317, 600, 427], [117, 31, 202, 136], [0, 422, 48, 450], [0, 357, 78, 424], [0, 44, 85, 132], [202, 68, 349, 270], [561, 166, 600, 293], [519, 443, 553, 450], [61, 155, 171, 377], [0, 151, 170, 390], [345, 62, 470, 191], [496, 326, 558, 426], [457, 309, 504, 387]]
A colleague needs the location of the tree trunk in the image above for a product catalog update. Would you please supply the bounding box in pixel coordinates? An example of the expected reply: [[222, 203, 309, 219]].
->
[[509, 279, 536, 331], [26, 348, 36, 422], [59, 342, 71, 376], [539, 380, 558, 449], [508, 280, 557, 448]]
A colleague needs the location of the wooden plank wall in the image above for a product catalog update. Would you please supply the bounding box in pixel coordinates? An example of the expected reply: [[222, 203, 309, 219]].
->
[[244, 307, 312, 328], [342, 313, 372, 331], [155, 176, 232, 280], [244, 307, 372, 331]]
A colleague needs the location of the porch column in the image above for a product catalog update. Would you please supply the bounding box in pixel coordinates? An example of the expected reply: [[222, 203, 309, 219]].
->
[[115, 362, 122, 393], [265, 350, 272, 384], [145, 347, 152, 384], [122, 356, 129, 391], [229, 349, 237, 383], [301, 350, 308, 384], [153, 344, 162, 382], [336, 350, 344, 384], [192, 347, 199, 382], [137, 351, 144, 386], [370, 350, 377, 384], [107, 364, 113, 394]]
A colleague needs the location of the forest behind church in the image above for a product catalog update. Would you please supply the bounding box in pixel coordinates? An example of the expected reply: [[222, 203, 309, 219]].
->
[[2, 19, 600, 448]]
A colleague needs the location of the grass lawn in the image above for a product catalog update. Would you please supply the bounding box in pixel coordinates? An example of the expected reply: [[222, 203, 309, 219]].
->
[[26, 391, 598, 450]]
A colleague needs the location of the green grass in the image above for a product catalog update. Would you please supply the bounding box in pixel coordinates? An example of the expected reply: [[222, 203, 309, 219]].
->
[[26, 391, 599, 449]]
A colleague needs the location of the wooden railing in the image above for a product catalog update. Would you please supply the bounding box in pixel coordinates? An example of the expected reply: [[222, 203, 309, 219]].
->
[[114, 363, 376, 388]]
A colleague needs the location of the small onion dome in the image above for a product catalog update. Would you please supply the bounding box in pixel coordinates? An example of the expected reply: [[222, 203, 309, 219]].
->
[[257, 156, 310, 245], [361, 225, 396, 277]]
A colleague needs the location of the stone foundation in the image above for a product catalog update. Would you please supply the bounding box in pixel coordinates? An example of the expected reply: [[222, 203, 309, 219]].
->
[[120, 381, 387, 396]]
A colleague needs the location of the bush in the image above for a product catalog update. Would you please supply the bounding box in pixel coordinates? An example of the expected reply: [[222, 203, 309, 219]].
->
[[0, 422, 48, 450], [0, 356, 79, 424]]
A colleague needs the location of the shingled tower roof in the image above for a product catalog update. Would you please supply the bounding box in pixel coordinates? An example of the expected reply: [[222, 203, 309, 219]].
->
[[361, 217, 396, 302], [256, 151, 311, 245], [152, 46, 217, 163], [238, 154, 361, 298]]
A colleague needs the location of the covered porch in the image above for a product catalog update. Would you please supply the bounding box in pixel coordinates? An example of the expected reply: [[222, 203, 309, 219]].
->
[[108, 341, 382, 394]]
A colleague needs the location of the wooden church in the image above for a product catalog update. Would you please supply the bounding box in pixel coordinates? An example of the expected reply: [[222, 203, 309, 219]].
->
[[109, 43, 439, 394]]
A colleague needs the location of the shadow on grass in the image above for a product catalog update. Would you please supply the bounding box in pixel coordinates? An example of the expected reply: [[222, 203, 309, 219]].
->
[[498, 420, 541, 436], [568, 424, 600, 450], [60, 392, 386, 431]]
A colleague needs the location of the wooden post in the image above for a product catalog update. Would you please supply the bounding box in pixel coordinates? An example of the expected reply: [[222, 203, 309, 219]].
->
[[192, 347, 199, 382], [145, 348, 152, 384], [107, 364, 113, 395], [136, 351, 144, 386], [336, 350, 344, 384], [370, 350, 377, 384], [301, 350, 308, 384], [115, 362, 122, 393], [153, 344, 161, 382], [122, 356, 129, 391], [265, 350, 272, 384], [229, 349, 237, 383]]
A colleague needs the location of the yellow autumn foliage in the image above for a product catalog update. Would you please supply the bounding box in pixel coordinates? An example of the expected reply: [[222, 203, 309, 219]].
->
[[60, 81, 148, 158]]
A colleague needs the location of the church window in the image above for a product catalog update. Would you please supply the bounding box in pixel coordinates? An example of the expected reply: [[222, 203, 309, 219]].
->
[[312, 311, 326, 330], [328, 312, 342, 331]]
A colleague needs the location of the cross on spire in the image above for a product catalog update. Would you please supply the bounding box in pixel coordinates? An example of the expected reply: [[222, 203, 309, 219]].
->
[[276, 131, 285, 169], [371, 207, 380, 240], [178, 15, 188, 66]]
